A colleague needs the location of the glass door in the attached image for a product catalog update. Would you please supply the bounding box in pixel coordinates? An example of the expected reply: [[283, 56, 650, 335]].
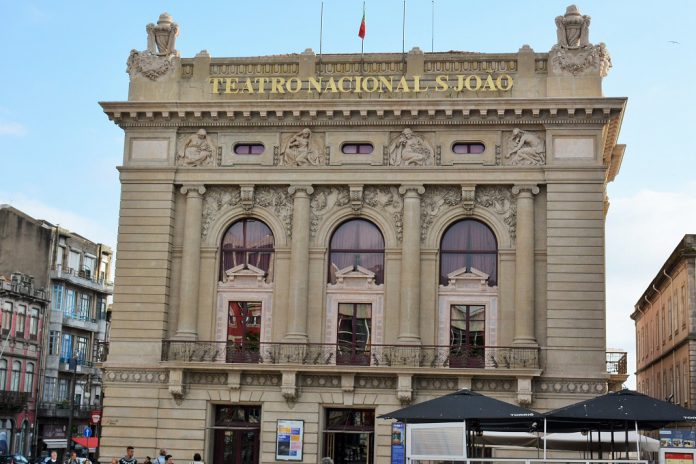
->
[[450, 304, 485, 368], [336, 303, 372, 366]]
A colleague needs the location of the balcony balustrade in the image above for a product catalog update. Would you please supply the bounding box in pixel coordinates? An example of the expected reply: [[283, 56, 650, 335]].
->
[[606, 350, 628, 375], [161, 340, 540, 369], [0, 391, 30, 412]]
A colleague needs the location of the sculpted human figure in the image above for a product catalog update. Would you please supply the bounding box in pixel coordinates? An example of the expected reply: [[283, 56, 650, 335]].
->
[[280, 128, 323, 166], [388, 128, 434, 166], [179, 129, 216, 166], [507, 129, 545, 165]]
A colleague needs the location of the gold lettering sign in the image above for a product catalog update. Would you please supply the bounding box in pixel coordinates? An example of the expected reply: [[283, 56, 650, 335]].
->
[[208, 74, 514, 95]]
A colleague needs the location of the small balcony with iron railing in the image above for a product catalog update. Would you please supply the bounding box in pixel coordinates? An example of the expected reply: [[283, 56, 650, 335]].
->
[[0, 391, 30, 413], [161, 340, 540, 369], [38, 402, 93, 419], [606, 350, 629, 391], [50, 265, 114, 293]]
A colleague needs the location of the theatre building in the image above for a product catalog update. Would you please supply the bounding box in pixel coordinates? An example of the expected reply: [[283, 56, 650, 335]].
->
[[100, 6, 627, 463]]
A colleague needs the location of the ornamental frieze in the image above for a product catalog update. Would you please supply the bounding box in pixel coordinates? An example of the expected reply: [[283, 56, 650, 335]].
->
[[355, 375, 397, 390], [104, 369, 169, 384], [185, 371, 227, 385], [504, 129, 545, 166], [472, 378, 515, 392], [300, 375, 341, 388], [241, 373, 282, 387], [414, 377, 459, 391], [278, 128, 326, 166], [176, 129, 218, 167], [363, 186, 404, 241], [534, 378, 607, 395], [255, 186, 293, 238]]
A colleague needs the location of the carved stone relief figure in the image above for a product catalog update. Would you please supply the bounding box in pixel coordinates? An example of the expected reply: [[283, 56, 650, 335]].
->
[[201, 187, 241, 239], [549, 5, 611, 77], [255, 187, 293, 238], [475, 186, 517, 241], [363, 186, 404, 241], [310, 187, 351, 238], [279, 128, 325, 166], [420, 186, 462, 241], [177, 129, 217, 167], [387, 129, 434, 166], [505, 129, 545, 166], [127, 12, 179, 81]]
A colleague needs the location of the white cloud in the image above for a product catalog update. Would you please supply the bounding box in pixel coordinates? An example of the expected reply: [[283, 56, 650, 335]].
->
[[606, 185, 696, 388], [0, 121, 27, 136], [0, 193, 116, 249]]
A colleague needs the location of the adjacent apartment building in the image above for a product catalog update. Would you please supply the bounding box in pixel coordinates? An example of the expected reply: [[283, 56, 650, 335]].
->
[[0, 205, 113, 456], [633, 234, 696, 407], [99, 6, 628, 463]]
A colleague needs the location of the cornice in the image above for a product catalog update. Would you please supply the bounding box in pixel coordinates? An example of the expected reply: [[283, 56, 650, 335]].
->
[[100, 97, 627, 129]]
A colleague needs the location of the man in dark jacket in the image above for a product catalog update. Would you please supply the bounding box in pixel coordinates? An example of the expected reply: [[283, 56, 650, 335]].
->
[[119, 446, 137, 464]]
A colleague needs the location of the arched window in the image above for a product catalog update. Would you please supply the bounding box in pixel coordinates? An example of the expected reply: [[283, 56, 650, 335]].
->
[[440, 219, 497, 286], [24, 363, 34, 393], [220, 219, 275, 282], [329, 219, 384, 284], [10, 361, 21, 392], [0, 360, 6, 390]]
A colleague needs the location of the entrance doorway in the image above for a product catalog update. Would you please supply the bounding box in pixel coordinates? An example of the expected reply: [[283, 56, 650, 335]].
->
[[212, 405, 260, 464], [450, 304, 485, 368], [323, 409, 374, 464]]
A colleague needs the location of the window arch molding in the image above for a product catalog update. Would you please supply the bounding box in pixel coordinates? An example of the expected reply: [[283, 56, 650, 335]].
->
[[312, 205, 399, 249], [205, 207, 289, 248], [423, 208, 510, 250]]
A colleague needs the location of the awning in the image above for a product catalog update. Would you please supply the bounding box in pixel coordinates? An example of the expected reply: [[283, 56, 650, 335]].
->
[[72, 437, 98, 451], [42, 439, 67, 449]]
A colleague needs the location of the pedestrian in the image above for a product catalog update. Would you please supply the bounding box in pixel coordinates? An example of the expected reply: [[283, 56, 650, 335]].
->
[[165, 455, 173, 464], [192, 453, 202, 463], [156, 449, 167, 464], [320, 458, 334, 464], [47, 451, 60, 464], [111, 458, 118, 464], [65, 451, 79, 464], [119, 445, 137, 464], [143, 457, 153, 464]]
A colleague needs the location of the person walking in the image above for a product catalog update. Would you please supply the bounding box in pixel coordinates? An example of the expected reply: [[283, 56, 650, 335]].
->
[[64, 451, 79, 464], [119, 445, 137, 464], [47, 451, 60, 464], [155, 449, 167, 464]]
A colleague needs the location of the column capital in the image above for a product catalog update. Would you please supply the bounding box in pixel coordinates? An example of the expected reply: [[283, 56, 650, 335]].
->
[[288, 185, 314, 196], [512, 184, 540, 196], [398, 184, 425, 196], [180, 184, 206, 196]]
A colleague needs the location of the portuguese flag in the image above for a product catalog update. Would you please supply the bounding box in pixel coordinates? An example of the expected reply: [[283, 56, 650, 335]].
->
[[358, 8, 366, 39]]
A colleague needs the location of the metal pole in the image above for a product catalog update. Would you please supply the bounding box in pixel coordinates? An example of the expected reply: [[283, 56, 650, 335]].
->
[[402, 0, 406, 57], [431, 0, 434, 52], [635, 420, 640, 458], [319, 1, 323, 66], [543, 419, 547, 460]]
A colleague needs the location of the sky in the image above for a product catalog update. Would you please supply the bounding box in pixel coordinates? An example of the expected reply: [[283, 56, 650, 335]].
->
[[1, 0, 695, 388]]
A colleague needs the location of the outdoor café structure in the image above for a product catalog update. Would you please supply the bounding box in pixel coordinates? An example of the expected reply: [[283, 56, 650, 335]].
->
[[99, 6, 627, 463]]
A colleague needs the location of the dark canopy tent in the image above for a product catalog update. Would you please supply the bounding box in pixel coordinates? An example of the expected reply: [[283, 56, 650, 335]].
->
[[544, 389, 696, 432], [380, 389, 541, 431]]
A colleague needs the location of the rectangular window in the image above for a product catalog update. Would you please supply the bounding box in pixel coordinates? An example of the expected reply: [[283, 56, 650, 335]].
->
[[49, 331, 60, 355], [16, 305, 26, 337], [68, 250, 81, 272], [450, 304, 486, 368], [64, 289, 76, 317], [83, 255, 96, 274], [676, 364, 681, 405], [55, 246, 64, 268], [29, 308, 39, 338], [24, 363, 34, 393], [1, 301, 11, 333], [668, 298, 673, 337], [57, 378, 69, 402], [683, 285, 688, 329], [79, 294, 92, 320], [52, 284, 64, 311], [75, 336, 88, 363], [61, 334, 73, 362], [336, 303, 372, 366], [43, 377, 56, 402], [662, 306, 666, 343], [10, 361, 21, 391], [96, 295, 106, 319], [684, 360, 689, 407], [676, 290, 681, 332]]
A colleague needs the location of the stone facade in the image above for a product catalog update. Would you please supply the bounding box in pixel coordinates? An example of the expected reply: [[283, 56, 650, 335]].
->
[[633, 235, 696, 407], [100, 6, 626, 463]]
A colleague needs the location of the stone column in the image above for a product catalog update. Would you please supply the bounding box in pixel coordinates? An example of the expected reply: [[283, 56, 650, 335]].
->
[[284, 185, 314, 342], [397, 185, 425, 344], [512, 184, 539, 345], [175, 184, 206, 340]]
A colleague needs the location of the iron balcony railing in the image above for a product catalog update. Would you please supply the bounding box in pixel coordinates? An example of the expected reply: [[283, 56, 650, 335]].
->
[[606, 351, 628, 375], [162, 340, 540, 369], [0, 391, 30, 412], [38, 402, 93, 419]]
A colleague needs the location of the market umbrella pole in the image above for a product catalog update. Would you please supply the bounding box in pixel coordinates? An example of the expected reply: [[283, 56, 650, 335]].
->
[[635, 421, 640, 457]]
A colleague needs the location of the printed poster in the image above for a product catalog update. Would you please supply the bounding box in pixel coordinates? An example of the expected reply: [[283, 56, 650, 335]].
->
[[391, 422, 406, 464], [276, 419, 304, 461]]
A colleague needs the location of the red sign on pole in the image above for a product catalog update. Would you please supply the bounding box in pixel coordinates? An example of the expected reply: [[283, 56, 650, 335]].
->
[[91, 410, 102, 424]]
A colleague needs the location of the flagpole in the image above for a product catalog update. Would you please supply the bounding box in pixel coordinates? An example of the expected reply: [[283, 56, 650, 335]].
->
[[361, 1, 365, 73], [402, 0, 406, 62], [319, 1, 324, 69], [431, 0, 435, 52]]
